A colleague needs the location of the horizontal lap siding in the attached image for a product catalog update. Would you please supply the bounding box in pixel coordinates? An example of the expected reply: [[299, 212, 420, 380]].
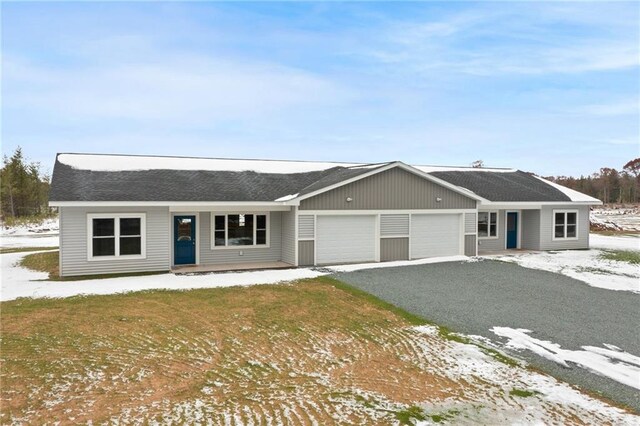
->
[[464, 213, 477, 234], [539, 205, 589, 250], [200, 212, 283, 265], [381, 238, 409, 261], [298, 241, 314, 266], [380, 214, 409, 236], [300, 168, 476, 210], [298, 215, 315, 239], [60, 206, 170, 277]]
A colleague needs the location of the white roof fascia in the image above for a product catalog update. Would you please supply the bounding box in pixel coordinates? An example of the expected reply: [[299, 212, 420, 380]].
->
[[532, 175, 603, 204], [49, 201, 298, 208], [292, 161, 486, 203], [479, 201, 602, 210]]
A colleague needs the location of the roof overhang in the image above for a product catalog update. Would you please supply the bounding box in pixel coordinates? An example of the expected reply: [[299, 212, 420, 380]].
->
[[49, 201, 297, 211], [479, 201, 603, 210]]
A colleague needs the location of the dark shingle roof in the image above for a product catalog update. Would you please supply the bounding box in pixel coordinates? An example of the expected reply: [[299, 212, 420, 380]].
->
[[430, 170, 572, 202], [49, 160, 380, 202]]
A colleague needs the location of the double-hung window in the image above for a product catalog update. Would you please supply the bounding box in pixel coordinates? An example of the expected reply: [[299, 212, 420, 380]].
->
[[553, 210, 578, 240], [88, 214, 146, 260], [478, 211, 498, 238], [212, 213, 269, 248]]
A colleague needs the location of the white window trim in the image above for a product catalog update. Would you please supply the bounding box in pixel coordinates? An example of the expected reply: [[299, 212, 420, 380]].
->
[[552, 209, 579, 241], [210, 212, 270, 250], [477, 210, 499, 240], [87, 213, 147, 261]]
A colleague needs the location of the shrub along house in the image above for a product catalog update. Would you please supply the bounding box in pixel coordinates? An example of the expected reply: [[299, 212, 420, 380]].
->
[[49, 153, 601, 277]]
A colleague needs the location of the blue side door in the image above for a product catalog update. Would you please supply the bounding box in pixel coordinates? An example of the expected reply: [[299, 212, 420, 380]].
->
[[506, 212, 518, 249], [174, 215, 196, 265]]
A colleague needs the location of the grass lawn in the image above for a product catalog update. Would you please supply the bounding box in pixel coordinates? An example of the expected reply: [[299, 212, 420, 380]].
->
[[600, 249, 640, 264], [1, 278, 633, 424], [0, 246, 58, 254]]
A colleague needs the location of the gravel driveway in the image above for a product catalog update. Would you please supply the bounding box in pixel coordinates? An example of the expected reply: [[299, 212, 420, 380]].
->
[[332, 259, 640, 412]]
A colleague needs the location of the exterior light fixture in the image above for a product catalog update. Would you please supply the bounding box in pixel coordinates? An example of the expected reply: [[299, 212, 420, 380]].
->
[[346, 197, 353, 202]]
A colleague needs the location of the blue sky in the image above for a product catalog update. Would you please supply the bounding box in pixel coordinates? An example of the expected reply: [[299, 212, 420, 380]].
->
[[3, 1, 639, 176]]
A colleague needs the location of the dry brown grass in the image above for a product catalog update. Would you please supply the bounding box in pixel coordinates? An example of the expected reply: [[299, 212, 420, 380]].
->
[[1, 279, 634, 424]]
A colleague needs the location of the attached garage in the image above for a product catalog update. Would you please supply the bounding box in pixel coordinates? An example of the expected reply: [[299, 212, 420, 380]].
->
[[410, 214, 461, 259], [316, 215, 376, 264]]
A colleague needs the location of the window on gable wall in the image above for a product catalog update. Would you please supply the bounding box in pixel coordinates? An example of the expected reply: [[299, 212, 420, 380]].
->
[[213, 213, 268, 247], [478, 212, 497, 238]]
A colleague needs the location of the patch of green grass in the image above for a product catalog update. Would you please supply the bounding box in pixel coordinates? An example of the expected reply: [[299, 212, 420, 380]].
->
[[18, 250, 168, 281], [395, 405, 427, 424], [0, 246, 58, 254], [510, 388, 540, 398], [600, 249, 640, 265], [428, 408, 460, 423]]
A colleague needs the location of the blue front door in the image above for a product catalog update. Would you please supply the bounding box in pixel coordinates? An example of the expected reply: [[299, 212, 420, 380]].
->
[[174, 215, 196, 265], [506, 212, 518, 249]]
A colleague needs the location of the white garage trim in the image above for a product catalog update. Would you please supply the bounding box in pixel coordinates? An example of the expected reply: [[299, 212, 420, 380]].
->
[[302, 209, 475, 215]]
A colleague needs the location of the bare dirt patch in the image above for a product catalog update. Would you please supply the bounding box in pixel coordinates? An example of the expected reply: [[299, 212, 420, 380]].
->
[[1, 279, 636, 424]]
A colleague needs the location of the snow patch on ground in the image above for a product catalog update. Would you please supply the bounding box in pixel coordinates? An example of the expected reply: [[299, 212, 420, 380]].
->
[[0, 218, 59, 236], [591, 207, 640, 232], [1, 218, 59, 249], [485, 247, 640, 293], [491, 327, 640, 390], [1, 251, 467, 301], [590, 233, 640, 251]]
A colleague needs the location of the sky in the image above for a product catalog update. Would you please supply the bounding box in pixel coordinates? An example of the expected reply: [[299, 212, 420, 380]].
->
[[2, 1, 639, 177]]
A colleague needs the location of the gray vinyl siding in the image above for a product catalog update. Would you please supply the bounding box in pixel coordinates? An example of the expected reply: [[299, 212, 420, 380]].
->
[[298, 241, 314, 266], [521, 209, 541, 250], [300, 167, 476, 210], [477, 210, 505, 253], [380, 214, 410, 236], [464, 213, 477, 234], [298, 215, 315, 239], [281, 209, 296, 265], [59, 206, 170, 277], [539, 205, 589, 250], [199, 212, 283, 265], [464, 235, 477, 256], [381, 238, 409, 261]]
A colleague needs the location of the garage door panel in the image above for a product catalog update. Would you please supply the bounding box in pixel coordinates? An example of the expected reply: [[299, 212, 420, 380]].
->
[[316, 216, 376, 264], [411, 214, 460, 259]]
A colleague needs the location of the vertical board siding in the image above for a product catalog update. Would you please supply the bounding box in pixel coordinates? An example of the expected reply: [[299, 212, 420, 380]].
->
[[539, 205, 589, 250], [464, 235, 477, 256], [477, 210, 506, 253], [380, 238, 409, 261], [464, 212, 477, 234], [300, 167, 476, 210], [281, 209, 296, 265], [298, 241, 315, 266], [60, 206, 170, 277], [316, 215, 376, 264], [298, 215, 315, 239], [521, 210, 541, 250], [380, 214, 410, 236], [410, 214, 461, 259], [199, 212, 283, 265]]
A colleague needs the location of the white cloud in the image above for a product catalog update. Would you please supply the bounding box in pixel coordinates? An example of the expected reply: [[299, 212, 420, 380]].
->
[[576, 99, 639, 117], [4, 52, 355, 125]]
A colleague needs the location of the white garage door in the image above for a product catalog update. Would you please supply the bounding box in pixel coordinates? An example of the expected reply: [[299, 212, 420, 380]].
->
[[411, 214, 461, 259], [316, 215, 376, 264]]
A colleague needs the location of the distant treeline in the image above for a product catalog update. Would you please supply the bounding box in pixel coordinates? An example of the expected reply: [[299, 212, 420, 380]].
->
[[1, 147, 51, 219], [543, 158, 640, 204]]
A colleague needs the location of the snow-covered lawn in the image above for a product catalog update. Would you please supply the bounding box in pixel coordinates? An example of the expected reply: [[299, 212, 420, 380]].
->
[[0, 217, 59, 248], [485, 235, 640, 294]]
